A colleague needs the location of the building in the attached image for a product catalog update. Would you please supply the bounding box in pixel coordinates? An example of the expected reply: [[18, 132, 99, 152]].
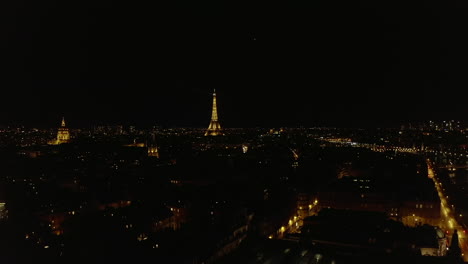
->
[[0, 184, 7, 221], [147, 133, 160, 158], [316, 177, 441, 227], [48, 117, 70, 145], [205, 212, 254, 263], [0, 202, 6, 220], [447, 229, 464, 263], [302, 208, 446, 257]]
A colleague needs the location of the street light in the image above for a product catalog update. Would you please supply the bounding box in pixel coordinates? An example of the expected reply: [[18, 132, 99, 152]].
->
[[314, 254, 322, 263]]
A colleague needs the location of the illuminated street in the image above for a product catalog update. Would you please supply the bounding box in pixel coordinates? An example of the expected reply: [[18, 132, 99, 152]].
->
[[428, 160, 468, 261]]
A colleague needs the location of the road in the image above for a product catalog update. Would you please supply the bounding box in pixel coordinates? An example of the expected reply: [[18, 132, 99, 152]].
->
[[428, 161, 468, 261]]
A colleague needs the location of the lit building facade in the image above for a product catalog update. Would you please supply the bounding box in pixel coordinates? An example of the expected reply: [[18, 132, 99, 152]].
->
[[148, 146, 159, 158], [48, 117, 70, 145], [317, 189, 441, 227], [0, 202, 7, 221], [147, 133, 159, 158]]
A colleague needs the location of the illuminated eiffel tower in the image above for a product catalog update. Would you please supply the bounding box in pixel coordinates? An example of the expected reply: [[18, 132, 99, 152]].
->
[[205, 89, 223, 136]]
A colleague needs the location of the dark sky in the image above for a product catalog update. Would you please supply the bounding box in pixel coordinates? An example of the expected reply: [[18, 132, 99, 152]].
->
[[1, 1, 468, 128]]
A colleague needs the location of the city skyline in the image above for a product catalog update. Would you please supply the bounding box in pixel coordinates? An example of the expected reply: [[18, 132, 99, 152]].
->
[[2, 110, 468, 129], [2, 111, 468, 130], [2, 2, 468, 263]]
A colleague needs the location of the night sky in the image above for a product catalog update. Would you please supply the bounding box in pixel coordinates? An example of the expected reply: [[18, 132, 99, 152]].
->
[[2, 1, 468, 128]]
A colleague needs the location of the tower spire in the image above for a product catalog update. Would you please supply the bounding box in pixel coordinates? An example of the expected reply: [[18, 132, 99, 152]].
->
[[448, 229, 463, 262], [205, 89, 223, 136], [147, 132, 160, 158], [55, 117, 70, 144]]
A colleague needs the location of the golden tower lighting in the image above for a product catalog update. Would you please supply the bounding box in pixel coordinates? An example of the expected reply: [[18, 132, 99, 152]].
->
[[56, 117, 70, 143], [147, 133, 160, 158], [49, 117, 70, 145], [205, 89, 223, 136]]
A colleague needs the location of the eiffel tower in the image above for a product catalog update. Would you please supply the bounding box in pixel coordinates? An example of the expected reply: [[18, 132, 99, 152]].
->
[[205, 89, 223, 136]]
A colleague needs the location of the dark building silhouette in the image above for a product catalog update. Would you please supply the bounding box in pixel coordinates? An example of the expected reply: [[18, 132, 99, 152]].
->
[[448, 229, 464, 263]]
